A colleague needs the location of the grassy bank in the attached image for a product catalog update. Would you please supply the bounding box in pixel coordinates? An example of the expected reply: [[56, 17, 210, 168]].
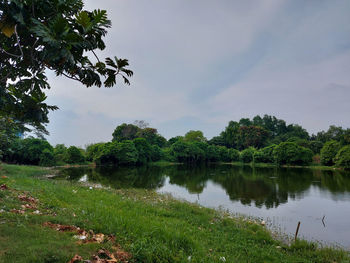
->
[[224, 161, 346, 171], [0, 164, 349, 263]]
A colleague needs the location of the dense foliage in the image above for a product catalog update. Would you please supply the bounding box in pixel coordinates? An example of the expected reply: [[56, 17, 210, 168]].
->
[[240, 147, 256, 163], [253, 145, 277, 163], [273, 142, 313, 165], [320, 140, 341, 166], [0, 0, 132, 133], [334, 145, 350, 169], [1, 116, 349, 168]]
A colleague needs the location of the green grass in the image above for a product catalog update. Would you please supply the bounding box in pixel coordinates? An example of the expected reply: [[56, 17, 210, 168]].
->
[[224, 161, 345, 171], [0, 164, 349, 263]]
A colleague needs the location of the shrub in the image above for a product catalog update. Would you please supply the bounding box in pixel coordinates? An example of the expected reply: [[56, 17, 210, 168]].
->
[[334, 145, 350, 169], [207, 145, 220, 162], [161, 147, 176, 162], [133, 138, 152, 164], [5, 138, 53, 165], [273, 142, 313, 165], [320, 140, 341, 166], [65, 146, 85, 164], [115, 140, 138, 165], [94, 142, 118, 165], [170, 141, 205, 163], [39, 149, 55, 167], [253, 144, 277, 163], [240, 147, 256, 163], [85, 143, 104, 162], [151, 145, 162, 162], [217, 146, 230, 162], [228, 149, 240, 162]]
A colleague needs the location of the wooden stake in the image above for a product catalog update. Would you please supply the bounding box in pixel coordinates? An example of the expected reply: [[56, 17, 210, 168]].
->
[[294, 221, 301, 242]]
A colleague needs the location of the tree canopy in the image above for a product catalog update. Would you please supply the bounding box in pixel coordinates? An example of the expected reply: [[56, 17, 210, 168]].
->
[[0, 0, 132, 133]]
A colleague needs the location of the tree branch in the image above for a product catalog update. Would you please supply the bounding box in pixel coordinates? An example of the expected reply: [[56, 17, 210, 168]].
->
[[91, 50, 101, 63], [61, 72, 81, 82], [14, 25, 24, 58]]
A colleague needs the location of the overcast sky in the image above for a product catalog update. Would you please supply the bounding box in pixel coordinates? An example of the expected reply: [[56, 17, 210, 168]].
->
[[45, 0, 350, 147]]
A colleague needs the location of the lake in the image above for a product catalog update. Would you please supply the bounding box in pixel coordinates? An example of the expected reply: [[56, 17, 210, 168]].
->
[[57, 164, 350, 249]]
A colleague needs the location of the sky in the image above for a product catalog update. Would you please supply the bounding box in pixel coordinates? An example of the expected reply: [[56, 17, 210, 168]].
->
[[45, 0, 350, 147]]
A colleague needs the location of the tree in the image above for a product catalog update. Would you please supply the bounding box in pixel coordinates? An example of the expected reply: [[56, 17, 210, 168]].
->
[[236, 126, 269, 150], [334, 145, 350, 169], [65, 146, 85, 164], [253, 144, 277, 163], [115, 140, 138, 165], [112, 123, 140, 142], [273, 142, 313, 165], [184, 130, 207, 143], [0, 117, 22, 159], [4, 137, 53, 165], [136, 127, 166, 147], [221, 121, 240, 148], [240, 147, 255, 163], [39, 148, 55, 166], [133, 138, 152, 165], [320, 140, 341, 166], [0, 0, 132, 132]]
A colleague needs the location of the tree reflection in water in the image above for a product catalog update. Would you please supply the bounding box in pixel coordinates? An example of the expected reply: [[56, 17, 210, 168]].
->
[[58, 164, 350, 209]]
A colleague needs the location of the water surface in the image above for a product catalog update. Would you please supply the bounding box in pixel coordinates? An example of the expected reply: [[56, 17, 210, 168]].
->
[[58, 164, 350, 249]]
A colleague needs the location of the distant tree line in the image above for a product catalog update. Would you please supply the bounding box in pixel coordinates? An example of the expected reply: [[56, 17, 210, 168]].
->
[[1, 116, 350, 169]]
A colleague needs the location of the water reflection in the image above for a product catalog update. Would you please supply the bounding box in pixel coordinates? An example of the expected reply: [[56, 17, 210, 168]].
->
[[59, 165, 350, 208], [58, 164, 350, 248]]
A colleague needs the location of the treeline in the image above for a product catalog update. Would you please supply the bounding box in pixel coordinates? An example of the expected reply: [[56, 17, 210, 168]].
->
[[1, 116, 350, 168]]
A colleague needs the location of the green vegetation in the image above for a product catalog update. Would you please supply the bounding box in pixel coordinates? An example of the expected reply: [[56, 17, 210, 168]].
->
[[273, 142, 313, 166], [0, 0, 132, 133], [0, 164, 349, 262], [320, 140, 341, 166], [334, 145, 350, 169], [240, 147, 256, 163], [1, 115, 350, 169]]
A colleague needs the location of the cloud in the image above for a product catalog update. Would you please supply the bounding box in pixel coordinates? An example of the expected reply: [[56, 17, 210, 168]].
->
[[44, 0, 350, 145]]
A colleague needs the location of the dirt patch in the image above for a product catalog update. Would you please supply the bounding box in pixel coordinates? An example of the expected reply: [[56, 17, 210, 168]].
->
[[0, 184, 8, 190], [18, 194, 38, 204], [43, 222, 132, 262], [69, 248, 131, 263]]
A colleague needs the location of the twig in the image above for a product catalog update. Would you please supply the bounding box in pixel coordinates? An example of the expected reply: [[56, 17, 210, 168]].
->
[[294, 221, 301, 243], [322, 215, 325, 227], [14, 25, 23, 58], [61, 72, 81, 82], [0, 47, 22, 58], [91, 50, 101, 63]]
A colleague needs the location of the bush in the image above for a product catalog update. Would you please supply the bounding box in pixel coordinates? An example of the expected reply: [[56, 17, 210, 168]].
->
[[273, 142, 313, 165], [161, 147, 176, 162], [133, 138, 152, 164], [217, 146, 231, 162], [65, 146, 85, 164], [240, 147, 255, 163], [228, 149, 240, 162], [320, 140, 341, 166], [334, 145, 350, 169], [4, 138, 53, 165], [85, 143, 104, 162], [115, 140, 138, 165], [253, 144, 276, 163], [94, 142, 118, 165], [39, 149, 55, 167], [151, 145, 162, 162], [207, 145, 220, 162]]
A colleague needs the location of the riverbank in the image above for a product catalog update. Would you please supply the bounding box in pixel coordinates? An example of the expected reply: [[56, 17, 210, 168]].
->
[[223, 161, 347, 171], [0, 164, 349, 262]]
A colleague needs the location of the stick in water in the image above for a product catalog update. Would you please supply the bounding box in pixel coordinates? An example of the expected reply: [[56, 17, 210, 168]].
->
[[295, 221, 301, 242]]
